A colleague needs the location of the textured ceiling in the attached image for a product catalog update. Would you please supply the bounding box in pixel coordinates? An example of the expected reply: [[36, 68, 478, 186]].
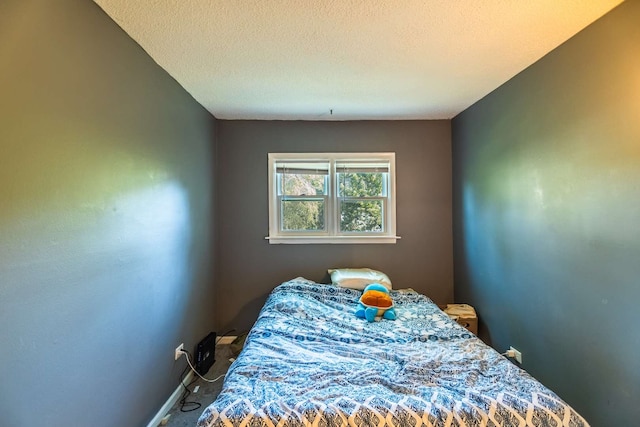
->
[[93, 0, 623, 120]]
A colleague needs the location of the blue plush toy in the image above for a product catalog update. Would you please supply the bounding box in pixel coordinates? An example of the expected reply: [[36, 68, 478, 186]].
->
[[355, 283, 397, 322]]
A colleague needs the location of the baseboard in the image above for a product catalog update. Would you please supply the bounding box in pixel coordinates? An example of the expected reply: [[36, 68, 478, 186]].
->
[[217, 335, 237, 345], [146, 370, 194, 427]]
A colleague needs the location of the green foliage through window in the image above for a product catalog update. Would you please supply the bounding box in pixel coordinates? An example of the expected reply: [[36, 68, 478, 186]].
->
[[340, 200, 383, 232], [283, 174, 326, 196], [282, 199, 325, 231], [269, 153, 396, 243], [338, 172, 383, 197]]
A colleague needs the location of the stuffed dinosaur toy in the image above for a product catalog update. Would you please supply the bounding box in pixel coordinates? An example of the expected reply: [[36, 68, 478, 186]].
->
[[355, 283, 397, 322]]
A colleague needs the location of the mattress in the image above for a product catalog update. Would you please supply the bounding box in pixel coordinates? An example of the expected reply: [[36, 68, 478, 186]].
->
[[197, 278, 588, 427]]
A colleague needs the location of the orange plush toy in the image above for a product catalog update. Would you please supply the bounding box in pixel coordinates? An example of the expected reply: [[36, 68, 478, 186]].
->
[[355, 284, 397, 322]]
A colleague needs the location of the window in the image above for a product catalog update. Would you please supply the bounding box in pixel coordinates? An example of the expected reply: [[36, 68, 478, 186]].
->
[[267, 153, 398, 244]]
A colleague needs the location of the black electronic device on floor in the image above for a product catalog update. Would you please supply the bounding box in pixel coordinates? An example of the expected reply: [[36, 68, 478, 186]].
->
[[195, 332, 216, 375]]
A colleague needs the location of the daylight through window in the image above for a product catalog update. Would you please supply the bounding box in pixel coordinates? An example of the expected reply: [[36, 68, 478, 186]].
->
[[267, 153, 398, 244]]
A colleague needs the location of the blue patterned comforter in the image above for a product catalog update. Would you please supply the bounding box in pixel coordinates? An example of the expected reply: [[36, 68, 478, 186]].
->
[[197, 278, 588, 427]]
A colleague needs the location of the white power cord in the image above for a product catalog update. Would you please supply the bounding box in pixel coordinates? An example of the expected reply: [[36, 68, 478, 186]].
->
[[178, 350, 226, 383]]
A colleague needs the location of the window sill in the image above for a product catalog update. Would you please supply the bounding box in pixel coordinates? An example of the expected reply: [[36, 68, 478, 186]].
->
[[265, 235, 401, 244]]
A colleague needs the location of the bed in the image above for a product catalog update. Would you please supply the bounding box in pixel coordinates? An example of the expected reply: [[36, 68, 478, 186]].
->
[[197, 277, 588, 427]]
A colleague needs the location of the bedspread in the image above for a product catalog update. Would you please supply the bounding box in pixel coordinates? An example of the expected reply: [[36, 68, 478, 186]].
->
[[197, 278, 588, 427]]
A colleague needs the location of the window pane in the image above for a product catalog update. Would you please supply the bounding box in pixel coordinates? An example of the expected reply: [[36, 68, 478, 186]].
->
[[340, 200, 383, 232], [281, 174, 327, 196], [338, 172, 384, 197], [282, 199, 325, 231]]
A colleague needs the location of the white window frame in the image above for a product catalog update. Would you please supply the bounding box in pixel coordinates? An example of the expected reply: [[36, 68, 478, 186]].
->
[[267, 152, 399, 244]]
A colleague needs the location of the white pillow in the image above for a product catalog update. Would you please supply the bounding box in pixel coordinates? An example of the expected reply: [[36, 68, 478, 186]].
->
[[328, 268, 392, 290]]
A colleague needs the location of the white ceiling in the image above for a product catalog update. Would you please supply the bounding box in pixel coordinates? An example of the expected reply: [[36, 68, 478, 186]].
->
[[94, 0, 623, 121]]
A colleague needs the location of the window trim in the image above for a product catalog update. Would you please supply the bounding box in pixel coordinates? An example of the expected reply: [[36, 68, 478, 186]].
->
[[267, 152, 400, 244]]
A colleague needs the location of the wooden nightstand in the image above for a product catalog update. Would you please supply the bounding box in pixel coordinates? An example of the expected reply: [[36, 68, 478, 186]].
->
[[443, 304, 478, 335]]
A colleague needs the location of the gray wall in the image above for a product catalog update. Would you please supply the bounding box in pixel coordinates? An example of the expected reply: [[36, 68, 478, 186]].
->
[[452, 1, 639, 426], [0, 1, 217, 426], [217, 120, 452, 332]]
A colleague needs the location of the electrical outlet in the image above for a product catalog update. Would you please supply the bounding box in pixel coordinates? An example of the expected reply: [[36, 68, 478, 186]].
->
[[509, 346, 522, 364], [175, 343, 184, 360]]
